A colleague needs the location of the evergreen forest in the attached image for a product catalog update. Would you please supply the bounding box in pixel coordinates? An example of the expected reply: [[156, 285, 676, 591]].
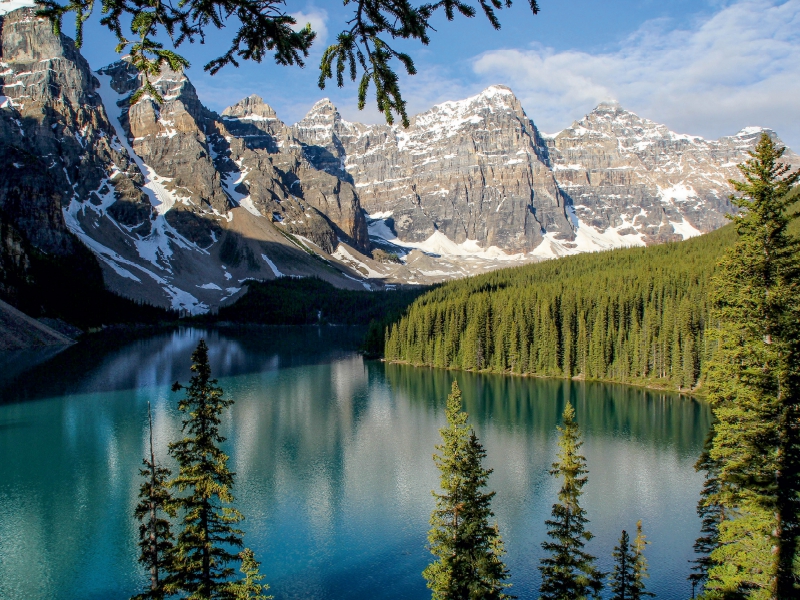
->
[[385, 186, 799, 392], [209, 277, 429, 326]]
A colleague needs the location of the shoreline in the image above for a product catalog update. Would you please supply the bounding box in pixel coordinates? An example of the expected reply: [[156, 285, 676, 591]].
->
[[381, 358, 706, 399]]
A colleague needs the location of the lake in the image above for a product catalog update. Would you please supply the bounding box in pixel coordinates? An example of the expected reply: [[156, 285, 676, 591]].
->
[[0, 326, 710, 599]]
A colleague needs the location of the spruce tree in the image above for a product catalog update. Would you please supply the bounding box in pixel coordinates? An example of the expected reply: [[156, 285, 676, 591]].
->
[[688, 443, 721, 596], [539, 402, 603, 600], [630, 520, 653, 600], [704, 133, 800, 598], [226, 549, 272, 600], [608, 530, 635, 600], [166, 339, 245, 599], [132, 402, 174, 600], [423, 380, 513, 600]]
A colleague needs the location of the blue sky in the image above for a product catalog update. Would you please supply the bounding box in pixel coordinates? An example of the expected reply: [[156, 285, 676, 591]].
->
[[72, 0, 800, 148]]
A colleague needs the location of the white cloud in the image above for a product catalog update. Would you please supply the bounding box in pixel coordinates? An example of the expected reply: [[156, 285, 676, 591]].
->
[[291, 8, 329, 47], [470, 0, 800, 148]]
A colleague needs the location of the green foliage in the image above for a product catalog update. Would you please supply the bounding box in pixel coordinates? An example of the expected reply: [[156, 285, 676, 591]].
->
[[630, 520, 653, 600], [166, 340, 245, 599], [608, 530, 635, 600], [132, 403, 175, 600], [225, 549, 272, 600], [211, 276, 428, 327], [539, 402, 603, 600], [37, 1, 540, 122], [688, 441, 722, 595], [702, 134, 800, 599], [386, 224, 738, 391], [423, 381, 513, 600]]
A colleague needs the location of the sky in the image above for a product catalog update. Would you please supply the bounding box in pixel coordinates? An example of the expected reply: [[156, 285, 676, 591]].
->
[[67, 0, 800, 148]]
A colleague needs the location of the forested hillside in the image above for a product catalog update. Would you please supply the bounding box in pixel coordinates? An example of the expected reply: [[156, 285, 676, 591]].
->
[[212, 277, 428, 326], [385, 224, 740, 391]]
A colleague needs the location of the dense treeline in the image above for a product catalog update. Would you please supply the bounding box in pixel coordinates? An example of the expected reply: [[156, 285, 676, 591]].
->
[[386, 225, 740, 391], [211, 276, 429, 327]]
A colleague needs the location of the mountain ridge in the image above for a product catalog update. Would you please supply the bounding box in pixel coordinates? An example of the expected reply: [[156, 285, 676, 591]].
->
[[2, 3, 798, 316]]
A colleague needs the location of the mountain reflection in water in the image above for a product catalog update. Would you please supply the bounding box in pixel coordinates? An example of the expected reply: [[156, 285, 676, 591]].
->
[[0, 327, 709, 600]]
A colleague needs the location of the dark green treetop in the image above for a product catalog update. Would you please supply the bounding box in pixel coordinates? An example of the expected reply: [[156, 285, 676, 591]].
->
[[132, 402, 175, 600], [539, 401, 604, 600], [36, 0, 541, 125], [423, 380, 513, 600], [608, 530, 635, 600], [166, 339, 246, 599]]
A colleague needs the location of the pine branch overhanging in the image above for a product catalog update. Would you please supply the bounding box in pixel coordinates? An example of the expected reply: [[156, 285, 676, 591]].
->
[[36, 0, 540, 123]]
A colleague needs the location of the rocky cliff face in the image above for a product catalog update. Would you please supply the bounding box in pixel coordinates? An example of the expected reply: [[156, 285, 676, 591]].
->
[[0, 5, 148, 255], [0, 5, 375, 314], [292, 87, 569, 254], [286, 89, 798, 259], [541, 102, 798, 252], [218, 94, 369, 254]]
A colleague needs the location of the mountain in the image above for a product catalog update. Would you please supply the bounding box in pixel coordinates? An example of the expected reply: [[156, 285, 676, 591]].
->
[[301, 90, 799, 258], [541, 102, 784, 253], [1, 4, 379, 316], [2, 2, 798, 316]]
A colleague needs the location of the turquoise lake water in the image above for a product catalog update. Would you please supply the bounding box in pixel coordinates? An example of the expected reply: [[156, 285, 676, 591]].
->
[[0, 326, 710, 599]]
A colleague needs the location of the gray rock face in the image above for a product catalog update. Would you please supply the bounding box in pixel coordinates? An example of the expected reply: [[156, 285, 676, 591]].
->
[[0, 8, 374, 314], [216, 93, 369, 253], [0, 7, 151, 254], [543, 102, 800, 248], [283, 88, 798, 257], [291, 87, 569, 253]]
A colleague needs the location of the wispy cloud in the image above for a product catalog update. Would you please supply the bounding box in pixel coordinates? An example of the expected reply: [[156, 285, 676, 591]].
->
[[471, 0, 800, 146], [291, 8, 329, 48]]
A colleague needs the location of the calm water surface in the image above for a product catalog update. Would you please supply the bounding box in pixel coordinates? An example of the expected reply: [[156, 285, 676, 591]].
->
[[0, 327, 710, 600]]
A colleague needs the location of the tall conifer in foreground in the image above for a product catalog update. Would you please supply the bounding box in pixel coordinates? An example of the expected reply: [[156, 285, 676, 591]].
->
[[166, 339, 245, 599], [423, 381, 513, 600], [132, 402, 174, 600], [702, 134, 800, 599], [539, 402, 603, 600]]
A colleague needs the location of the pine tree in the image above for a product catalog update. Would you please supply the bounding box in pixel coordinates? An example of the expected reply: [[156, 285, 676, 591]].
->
[[704, 133, 800, 598], [132, 402, 174, 600], [608, 530, 636, 600], [166, 339, 245, 599], [539, 402, 604, 600], [225, 549, 272, 600], [423, 381, 513, 600], [688, 442, 721, 596], [630, 520, 653, 600]]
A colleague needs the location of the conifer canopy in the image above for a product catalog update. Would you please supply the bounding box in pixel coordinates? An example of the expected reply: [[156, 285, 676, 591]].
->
[[539, 402, 604, 600], [167, 339, 246, 599], [702, 133, 800, 598], [423, 380, 513, 600]]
